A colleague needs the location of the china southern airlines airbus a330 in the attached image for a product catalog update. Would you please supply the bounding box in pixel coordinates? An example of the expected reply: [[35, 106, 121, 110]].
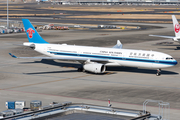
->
[[9, 19, 177, 76]]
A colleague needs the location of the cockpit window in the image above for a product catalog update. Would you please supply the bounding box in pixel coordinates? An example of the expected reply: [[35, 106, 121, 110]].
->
[[166, 57, 173, 60]]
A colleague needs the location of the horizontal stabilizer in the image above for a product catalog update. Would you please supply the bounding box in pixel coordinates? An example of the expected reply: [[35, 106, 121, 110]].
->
[[149, 35, 174, 39], [113, 40, 122, 49]]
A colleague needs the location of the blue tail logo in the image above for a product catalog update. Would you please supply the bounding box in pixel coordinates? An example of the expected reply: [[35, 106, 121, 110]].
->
[[22, 19, 49, 44]]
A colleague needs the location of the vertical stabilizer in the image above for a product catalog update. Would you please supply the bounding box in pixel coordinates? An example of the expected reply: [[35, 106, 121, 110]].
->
[[22, 19, 49, 44], [172, 15, 180, 38]]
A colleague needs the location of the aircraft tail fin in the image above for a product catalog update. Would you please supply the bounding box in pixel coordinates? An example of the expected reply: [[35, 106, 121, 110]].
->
[[172, 15, 180, 38], [22, 19, 49, 44]]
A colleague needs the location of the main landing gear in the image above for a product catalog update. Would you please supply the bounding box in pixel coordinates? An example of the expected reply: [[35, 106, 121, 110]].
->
[[78, 67, 84, 72], [156, 69, 161, 76]]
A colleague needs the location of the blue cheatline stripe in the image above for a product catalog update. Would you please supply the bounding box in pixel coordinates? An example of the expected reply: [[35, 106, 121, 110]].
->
[[48, 51, 177, 66]]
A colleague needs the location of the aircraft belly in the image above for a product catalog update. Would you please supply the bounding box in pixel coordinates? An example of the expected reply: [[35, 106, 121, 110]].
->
[[105, 61, 120, 66], [119, 61, 152, 68], [151, 64, 173, 69]]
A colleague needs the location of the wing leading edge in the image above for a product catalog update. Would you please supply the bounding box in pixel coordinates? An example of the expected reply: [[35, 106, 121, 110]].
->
[[9, 53, 109, 62], [149, 35, 174, 39]]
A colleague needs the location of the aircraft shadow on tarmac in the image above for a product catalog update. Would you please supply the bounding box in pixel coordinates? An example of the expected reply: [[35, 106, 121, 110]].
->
[[107, 67, 178, 75], [155, 44, 180, 47], [20, 59, 179, 75], [158, 48, 180, 50], [154, 44, 180, 50], [24, 70, 77, 75]]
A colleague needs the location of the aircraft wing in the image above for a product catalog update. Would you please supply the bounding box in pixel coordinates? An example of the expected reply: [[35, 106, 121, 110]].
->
[[149, 35, 174, 39], [9, 53, 109, 62]]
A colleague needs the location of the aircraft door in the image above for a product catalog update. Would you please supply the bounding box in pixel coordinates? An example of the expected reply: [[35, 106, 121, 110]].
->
[[152, 55, 159, 68], [122, 53, 126, 60]]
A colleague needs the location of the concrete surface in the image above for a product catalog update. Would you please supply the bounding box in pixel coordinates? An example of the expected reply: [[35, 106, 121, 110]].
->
[[0, 21, 180, 120], [0, 3, 180, 120]]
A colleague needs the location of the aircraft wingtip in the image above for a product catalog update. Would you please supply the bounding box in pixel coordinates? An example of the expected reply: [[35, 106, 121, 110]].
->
[[9, 53, 17, 58]]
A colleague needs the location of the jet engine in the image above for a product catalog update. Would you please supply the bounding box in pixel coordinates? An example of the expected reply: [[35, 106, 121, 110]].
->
[[83, 63, 106, 74]]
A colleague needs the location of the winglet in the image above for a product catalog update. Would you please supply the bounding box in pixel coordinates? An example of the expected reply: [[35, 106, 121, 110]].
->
[[9, 53, 17, 58], [113, 40, 123, 49]]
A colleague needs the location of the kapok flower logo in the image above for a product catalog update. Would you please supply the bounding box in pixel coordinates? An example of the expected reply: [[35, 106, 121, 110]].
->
[[27, 28, 35, 38], [175, 24, 180, 33]]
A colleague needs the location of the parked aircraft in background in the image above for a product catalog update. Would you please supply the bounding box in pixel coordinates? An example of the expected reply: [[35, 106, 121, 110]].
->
[[9, 19, 177, 76], [36, 0, 48, 2], [149, 15, 180, 45]]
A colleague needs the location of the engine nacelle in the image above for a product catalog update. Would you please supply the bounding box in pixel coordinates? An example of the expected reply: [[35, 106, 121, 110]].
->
[[83, 63, 106, 73]]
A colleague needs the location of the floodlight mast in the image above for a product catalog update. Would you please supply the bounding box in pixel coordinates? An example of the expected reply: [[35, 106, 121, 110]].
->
[[7, 0, 9, 29]]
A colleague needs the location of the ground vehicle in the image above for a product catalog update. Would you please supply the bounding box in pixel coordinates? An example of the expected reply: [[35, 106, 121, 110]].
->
[[0, 110, 13, 118]]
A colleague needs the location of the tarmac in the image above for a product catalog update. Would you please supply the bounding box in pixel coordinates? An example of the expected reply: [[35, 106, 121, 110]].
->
[[0, 3, 180, 120], [0, 21, 180, 120]]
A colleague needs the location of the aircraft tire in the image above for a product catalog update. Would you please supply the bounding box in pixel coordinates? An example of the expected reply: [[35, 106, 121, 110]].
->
[[78, 68, 83, 72], [156, 73, 161, 76]]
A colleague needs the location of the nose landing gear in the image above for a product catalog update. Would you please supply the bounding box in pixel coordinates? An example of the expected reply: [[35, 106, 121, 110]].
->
[[156, 69, 161, 76]]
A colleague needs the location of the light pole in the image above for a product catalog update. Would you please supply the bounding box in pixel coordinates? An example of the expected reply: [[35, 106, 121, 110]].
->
[[7, 0, 9, 29]]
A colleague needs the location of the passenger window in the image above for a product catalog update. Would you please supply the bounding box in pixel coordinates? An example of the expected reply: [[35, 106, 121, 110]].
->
[[130, 52, 133, 55], [134, 53, 136, 55], [151, 54, 154, 57], [147, 54, 150, 56], [139, 53, 141, 56], [142, 53, 145, 56]]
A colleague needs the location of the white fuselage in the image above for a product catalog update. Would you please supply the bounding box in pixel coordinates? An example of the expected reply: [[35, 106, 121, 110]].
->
[[34, 43, 177, 69]]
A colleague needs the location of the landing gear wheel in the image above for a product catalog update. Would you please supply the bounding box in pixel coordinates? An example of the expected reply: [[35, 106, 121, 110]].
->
[[156, 69, 161, 76], [156, 72, 161, 76], [78, 68, 83, 72], [177, 47, 180, 49]]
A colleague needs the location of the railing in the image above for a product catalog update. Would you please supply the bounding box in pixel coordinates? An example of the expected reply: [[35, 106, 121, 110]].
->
[[143, 99, 170, 120]]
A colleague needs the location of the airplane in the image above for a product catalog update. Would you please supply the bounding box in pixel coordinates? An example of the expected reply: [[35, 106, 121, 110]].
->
[[9, 19, 177, 76], [149, 15, 180, 45]]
